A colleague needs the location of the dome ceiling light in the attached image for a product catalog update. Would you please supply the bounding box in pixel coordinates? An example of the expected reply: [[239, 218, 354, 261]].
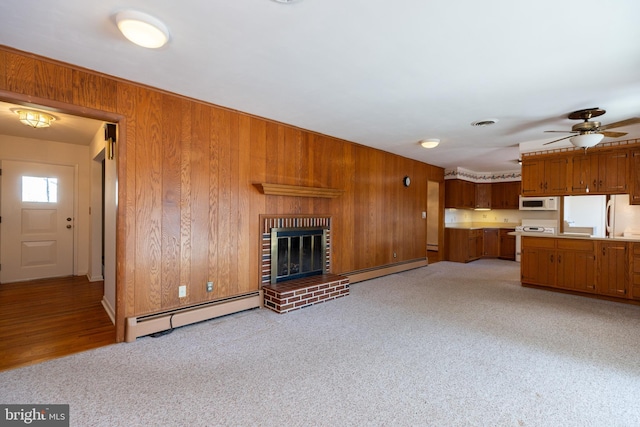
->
[[115, 10, 170, 49], [420, 139, 440, 149], [13, 109, 56, 128]]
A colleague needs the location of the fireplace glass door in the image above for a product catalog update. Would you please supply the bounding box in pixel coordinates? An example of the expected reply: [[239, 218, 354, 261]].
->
[[271, 227, 327, 283]]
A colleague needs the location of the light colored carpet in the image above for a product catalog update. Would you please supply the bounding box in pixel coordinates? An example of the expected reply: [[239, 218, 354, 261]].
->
[[2, 259, 640, 426]]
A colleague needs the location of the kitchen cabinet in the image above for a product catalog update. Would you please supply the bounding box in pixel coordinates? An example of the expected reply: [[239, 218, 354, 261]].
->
[[469, 229, 483, 260], [499, 228, 516, 260], [445, 180, 475, 209], [596, 151, 628, 193], [446, 180, 520, 209], [521, 158, 568, 195], [491, 181, 520, 209], [521, 236, 596, 292], [597, 241, 628, 298], [482, 228, 499, 257], [446, 227, 516, 263], [629, 149, 640, 204], [445, 228, 483, 263], [475, 184, 491, 209], [524, 147, 629, 197], [631, 243, 640, 300]]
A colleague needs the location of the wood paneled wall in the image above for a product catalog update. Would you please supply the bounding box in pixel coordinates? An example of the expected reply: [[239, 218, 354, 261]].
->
[[0, 46, 444, 341]]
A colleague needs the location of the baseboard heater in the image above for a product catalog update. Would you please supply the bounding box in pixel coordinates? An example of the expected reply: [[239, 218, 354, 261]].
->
[[346, 258, 428, 283], [125, 291, 263, 342]]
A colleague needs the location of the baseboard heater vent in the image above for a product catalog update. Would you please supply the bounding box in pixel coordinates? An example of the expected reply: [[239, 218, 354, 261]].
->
[[125, 291, 262, 342]]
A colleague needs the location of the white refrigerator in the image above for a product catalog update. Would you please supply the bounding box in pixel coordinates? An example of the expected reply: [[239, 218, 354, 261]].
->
[[607, 195, 640, 238]]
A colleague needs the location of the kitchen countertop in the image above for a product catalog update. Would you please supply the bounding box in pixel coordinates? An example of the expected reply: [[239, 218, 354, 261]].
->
[[446, 222, 519, 230], [510, 231, 640, 243]]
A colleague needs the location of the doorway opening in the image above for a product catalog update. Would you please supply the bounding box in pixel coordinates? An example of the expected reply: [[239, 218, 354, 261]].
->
[[0, 96, 121, 355]]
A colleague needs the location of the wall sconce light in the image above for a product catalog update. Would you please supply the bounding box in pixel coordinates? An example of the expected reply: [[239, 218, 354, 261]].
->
[[420, 139, 440, 149], [14, 109, 56, 128], [115, 10, 170, 49]]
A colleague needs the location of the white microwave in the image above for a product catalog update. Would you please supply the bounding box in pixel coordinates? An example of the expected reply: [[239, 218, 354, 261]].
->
[[519, 196, 559, 211]]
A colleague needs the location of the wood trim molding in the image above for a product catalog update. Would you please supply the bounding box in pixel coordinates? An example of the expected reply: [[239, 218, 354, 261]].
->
[[255, 183, 344, 198]]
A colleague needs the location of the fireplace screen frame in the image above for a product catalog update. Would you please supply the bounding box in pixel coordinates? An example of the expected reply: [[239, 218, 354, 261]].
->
[[270, 227, 328, 284]]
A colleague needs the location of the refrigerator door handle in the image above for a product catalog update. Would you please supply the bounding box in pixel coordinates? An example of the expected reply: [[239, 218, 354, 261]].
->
[[605, 198, 614, 237]]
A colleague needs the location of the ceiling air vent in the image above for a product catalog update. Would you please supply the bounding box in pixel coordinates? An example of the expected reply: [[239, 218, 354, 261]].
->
[[471, 119, 498, 127]]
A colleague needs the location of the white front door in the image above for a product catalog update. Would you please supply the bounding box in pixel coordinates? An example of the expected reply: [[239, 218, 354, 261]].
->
[[0, 160, 75, 283]]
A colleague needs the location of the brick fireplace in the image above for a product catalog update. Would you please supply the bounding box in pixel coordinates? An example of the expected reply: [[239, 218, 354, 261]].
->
[[260, 215, 349, 313]]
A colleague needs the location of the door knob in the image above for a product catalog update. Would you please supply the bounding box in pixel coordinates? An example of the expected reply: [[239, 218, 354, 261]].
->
[[67, 217, 72, 221], [66, 225, 72, 229]]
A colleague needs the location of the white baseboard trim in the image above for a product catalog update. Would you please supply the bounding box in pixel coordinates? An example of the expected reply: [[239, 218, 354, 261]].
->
[[87, 273, 104, 282], [125, 291, 262, 343], [101, 296, 116, 325], [345, 258, 428, 283]]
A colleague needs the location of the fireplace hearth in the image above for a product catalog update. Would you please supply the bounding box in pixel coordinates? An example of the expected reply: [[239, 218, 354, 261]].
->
[[260, 215, 348, 313]]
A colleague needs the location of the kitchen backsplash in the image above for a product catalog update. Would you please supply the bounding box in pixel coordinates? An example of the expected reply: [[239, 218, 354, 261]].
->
[[445, 209, 559, 225]]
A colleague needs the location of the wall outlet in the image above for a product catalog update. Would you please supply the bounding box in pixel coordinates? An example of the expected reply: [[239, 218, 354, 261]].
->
[[421, 211, 426, 219], [206, 281, 214, 292], [393, 252, 397, 258], [178, 285, 187, 298]]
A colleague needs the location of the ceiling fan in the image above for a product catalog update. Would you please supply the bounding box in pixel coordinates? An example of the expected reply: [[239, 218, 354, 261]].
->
[[543, 108, 640, 148]]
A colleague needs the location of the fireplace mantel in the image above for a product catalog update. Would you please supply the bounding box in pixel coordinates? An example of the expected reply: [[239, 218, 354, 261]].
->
[[255, 183, 344, 198]]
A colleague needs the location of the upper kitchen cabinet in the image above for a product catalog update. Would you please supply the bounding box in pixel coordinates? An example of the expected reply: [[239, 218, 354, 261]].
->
[[445, 179, 476, 209], [631, 149, 640, 205], [475, 183, 491, 209], [491, 181, 520, 209], [521, 157, 568, 196], [446, 180, 520, 209], [595, 151, 628, 194], [571, 149, 628, 194], [523, 146, 631, 197]]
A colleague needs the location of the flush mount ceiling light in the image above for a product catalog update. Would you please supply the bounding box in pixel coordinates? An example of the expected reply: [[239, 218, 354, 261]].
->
[[569, 133, 604, 148], [471, 119, 499, 127], [115, 10, 170, 49], [420, 139, 440, 149], [13, 109, 56, 128]]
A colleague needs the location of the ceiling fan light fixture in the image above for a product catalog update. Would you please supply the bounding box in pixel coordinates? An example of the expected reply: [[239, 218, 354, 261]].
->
[[115, 10, 170, 49], [14, 109, 56, 128], [420, 138, 440, 149], [570, 133, 604, 148]]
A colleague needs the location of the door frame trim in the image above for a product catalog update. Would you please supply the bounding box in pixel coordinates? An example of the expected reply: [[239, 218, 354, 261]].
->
[[0, 89, 127, 342]]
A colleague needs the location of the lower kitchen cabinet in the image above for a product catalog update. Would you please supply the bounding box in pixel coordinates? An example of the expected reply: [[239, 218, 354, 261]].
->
[[597, 241, 629, 298], [521, 236, 636, 302], [482, 228, 499, 257], [446, 227, 515, 263], [499, 228, 516, 260], [632, 243, 640, 300], [445, 228, 482, 263]]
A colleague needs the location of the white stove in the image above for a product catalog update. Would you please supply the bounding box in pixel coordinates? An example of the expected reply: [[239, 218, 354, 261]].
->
[[515, 219, 558, 262]]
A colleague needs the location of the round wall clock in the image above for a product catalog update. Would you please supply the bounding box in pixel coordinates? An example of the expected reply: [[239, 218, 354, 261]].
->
[[403, 176, 411, 187]]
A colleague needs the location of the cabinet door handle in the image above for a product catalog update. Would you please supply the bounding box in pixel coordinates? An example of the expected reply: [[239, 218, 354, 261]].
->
[[550, 254, 554, 263], [558, 255, 561, 264], [602, 247, 606, 256]]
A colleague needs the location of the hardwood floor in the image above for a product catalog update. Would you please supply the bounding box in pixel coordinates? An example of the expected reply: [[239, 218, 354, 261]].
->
[[0, 276, 116, 372]]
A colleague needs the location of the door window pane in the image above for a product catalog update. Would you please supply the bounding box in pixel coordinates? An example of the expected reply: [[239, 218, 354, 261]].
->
[[22, 176, 58, 203]]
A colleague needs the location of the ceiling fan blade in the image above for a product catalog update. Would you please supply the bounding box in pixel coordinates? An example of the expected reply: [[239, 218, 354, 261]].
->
[[544, 130, 578, 134], [601, 131, 628, 138], [599, 117, 640, 130], [543, 135, 573, 145]]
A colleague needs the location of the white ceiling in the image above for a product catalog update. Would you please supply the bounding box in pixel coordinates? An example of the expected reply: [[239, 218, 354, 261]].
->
[[1, 0, 640, 172]]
